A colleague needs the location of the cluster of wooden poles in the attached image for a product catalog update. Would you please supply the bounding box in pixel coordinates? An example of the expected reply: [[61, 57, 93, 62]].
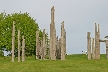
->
[[87, 23, 108, 60], [11, 6, 66, 62], [11, 21, 25, 62], [35, 6, 66, 60], [12, 21, 25, 62], [11, 6, 108, 62]]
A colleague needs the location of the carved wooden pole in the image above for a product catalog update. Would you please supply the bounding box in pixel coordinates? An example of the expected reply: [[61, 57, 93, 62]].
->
[[97, 24, 100, 59], [42, 29, 46, 60], [50, 6, 56, 60], [100, 38, 108, 59], [36, 30, 39, 59], [95, 23, 98, 59], [95, 23, 97, 59], [49, 24, 52, 59], [64, 29, 66, 55], [92, 38, 95, 59], [53, 28, 56, 60], [95, 23, 100, 59], [53, 7, 56, 60], [51, 6, 54, 23], [40, 39, 43, 59], [105, 40, 108, 58], [38, 39, 41, 59], [61, 21, 65, 60], [87, 32, 91, 60], [59, 38, 61, 59], [18, 30, 20, 62], [45, 33, 47, 59], [12, 21, 15, 62], [56, 36, 59, 59], [100, 37, 108, 59], [22, 36, 25, 62]]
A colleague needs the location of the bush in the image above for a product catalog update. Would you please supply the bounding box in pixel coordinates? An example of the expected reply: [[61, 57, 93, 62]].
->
[[0, 50, 4, 57]]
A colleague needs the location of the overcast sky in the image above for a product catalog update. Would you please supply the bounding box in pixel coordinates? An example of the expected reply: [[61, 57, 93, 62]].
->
[[0, 0, 108, 54]]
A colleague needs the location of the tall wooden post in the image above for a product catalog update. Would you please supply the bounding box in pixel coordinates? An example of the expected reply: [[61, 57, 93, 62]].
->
[[12, 21, 15, 62], [50, 6, 56, 60], [38, 39, 41, 59], [95, 23, 97, 59], [40, 39, 43, 59], [87, 32, 91, 60], [49, 24, 52, 59], [92, 38, 95, 59], [59, 38, 61, 59], [42, 29, 46, 60], [53, 28, 56, 60], [97, 24, 100, 59], [36, 30, 39, 59], [56, 36, 59, 59], [95, 23, 100, 59], [18, 30, 20, 62], [64, 29, 66, 55], [61, 21, 65, 60], [105, 40, 108, 58]]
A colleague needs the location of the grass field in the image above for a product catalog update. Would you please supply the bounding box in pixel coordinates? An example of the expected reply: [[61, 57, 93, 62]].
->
[[0, 54, 108, 72]]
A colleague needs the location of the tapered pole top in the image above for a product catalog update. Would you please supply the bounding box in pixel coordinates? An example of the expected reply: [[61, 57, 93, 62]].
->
[[51, 6, 55, 11], [13, 21, 15, 25], [61, 21, 64, 25]]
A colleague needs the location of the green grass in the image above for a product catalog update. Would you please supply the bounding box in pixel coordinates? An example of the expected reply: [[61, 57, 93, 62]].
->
[[0, 54, 108, 72]]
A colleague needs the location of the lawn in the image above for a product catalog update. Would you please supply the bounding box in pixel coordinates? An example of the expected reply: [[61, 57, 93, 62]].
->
[[0, 54, 108, 72]]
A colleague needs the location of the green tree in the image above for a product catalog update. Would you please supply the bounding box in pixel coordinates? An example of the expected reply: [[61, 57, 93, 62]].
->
[[0, 12, 47, 56]]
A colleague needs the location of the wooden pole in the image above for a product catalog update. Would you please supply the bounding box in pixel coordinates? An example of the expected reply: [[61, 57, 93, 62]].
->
[[87, 32, 91, 60], [92, 38, 95, 59], [12, 21, 15, 62]]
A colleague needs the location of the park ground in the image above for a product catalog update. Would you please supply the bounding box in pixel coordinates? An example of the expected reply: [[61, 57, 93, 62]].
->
[[0, 54, 108, 72]]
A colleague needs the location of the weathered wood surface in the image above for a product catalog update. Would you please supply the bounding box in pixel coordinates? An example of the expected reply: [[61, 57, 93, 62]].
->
[[12, 21, 15, 62], [61, 21, 65, 60], [87, 32, 91, 60], [92, 38, 95, 59], [36, 30, 40, 59], [95, 23, 100, 59]]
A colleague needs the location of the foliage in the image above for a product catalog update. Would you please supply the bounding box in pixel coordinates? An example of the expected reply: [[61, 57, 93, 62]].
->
[[0, 12, 48, 56], [0, 50, 4, 56]]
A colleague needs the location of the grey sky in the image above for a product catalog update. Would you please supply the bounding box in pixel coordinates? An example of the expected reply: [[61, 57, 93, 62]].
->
[[0, 0, 108, 54]]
